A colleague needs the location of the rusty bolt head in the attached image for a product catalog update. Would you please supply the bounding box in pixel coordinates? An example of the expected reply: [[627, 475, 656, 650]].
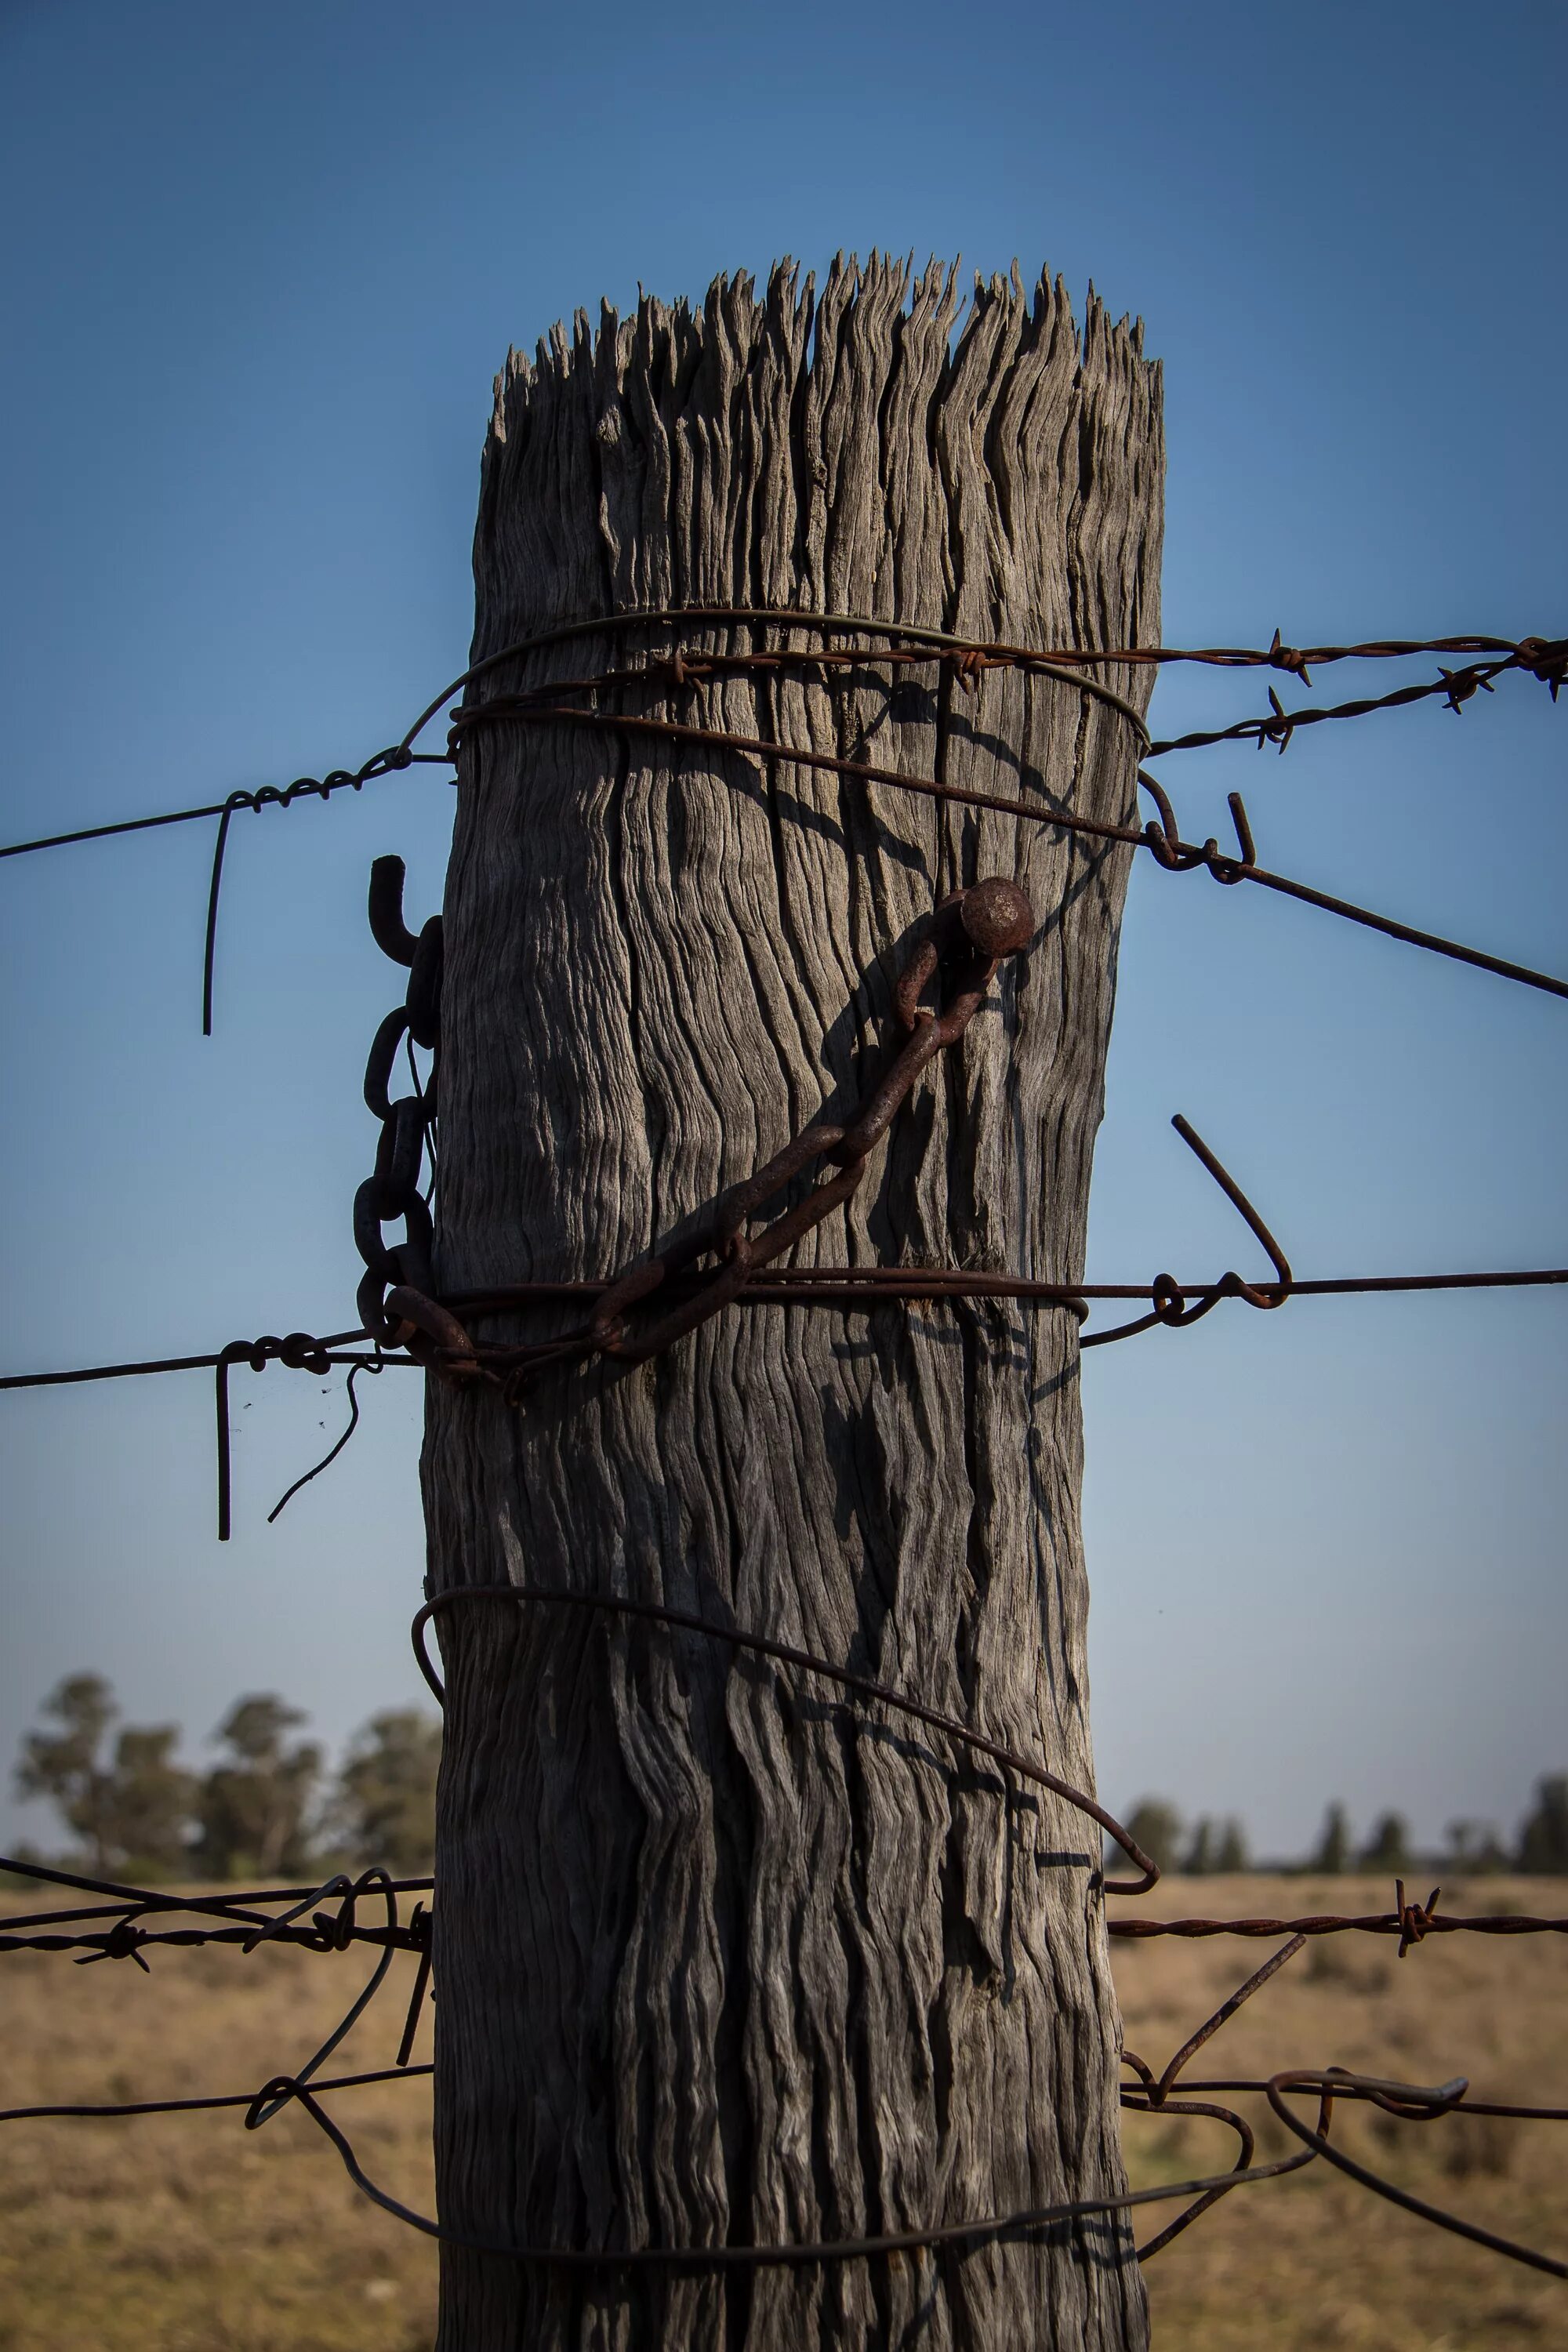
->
[[960, 877, 1035, 960]]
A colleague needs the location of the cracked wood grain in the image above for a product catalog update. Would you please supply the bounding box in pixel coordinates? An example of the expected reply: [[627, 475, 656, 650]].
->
[[424, 253, 1164, 2351]]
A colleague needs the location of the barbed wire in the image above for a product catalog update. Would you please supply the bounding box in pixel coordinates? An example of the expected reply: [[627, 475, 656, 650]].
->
[[1109, 1895, 1568, 1945], [441, 617, 1568, 1004], [2, 604, 1566, 2305], [2, 784, 1555, 1472], [8, 1845, 1565, 1964], [5, 1830, 1566, 2276], [437, 615, 1566, 765], [0, 612, 1562, 1029]]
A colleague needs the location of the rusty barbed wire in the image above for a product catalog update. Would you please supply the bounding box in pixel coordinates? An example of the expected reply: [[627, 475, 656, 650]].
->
[[0, 1849, 433, 1938], [5, 1842, 1567, 2277], [439, 612, 1566, 768], [9, 1846, 1565, 1965], [3, 603, 1567, 2301], [2, 609, 1563, 1027], [19, 630, 1561, 1524], [356, 662, 1567, 1391], [408, 604, 1568, 742], [1107, 1895, 1568, 1943], [441, 618, 1568, 1004], [3, 1609, 1566, 2271], [1142, 637, 1568, 758]]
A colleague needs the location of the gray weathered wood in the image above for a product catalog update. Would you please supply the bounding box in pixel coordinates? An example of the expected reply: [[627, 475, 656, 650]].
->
[[424, 254, 1163, 2350]]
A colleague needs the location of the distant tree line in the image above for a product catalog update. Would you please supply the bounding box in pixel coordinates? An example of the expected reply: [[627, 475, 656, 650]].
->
[[1116, 1781, 1568, 1878], [11, 1674, 1567, 1885], [10, 1673, 441, 1881]]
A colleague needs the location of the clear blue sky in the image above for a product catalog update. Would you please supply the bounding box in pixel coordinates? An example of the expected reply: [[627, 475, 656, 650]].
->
[[1, 0, 1563, 1860]]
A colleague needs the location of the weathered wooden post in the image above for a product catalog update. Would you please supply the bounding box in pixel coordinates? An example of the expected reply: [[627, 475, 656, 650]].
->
[[423, 256, 1163, 2350]]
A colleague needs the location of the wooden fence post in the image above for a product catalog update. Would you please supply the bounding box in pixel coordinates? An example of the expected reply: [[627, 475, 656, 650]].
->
[[423, 255, 1163, 2350]]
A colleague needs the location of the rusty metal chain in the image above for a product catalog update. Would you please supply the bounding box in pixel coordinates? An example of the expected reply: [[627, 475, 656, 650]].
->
[[351, 856, 458, 1363], [414, 877, 1041, 1399]]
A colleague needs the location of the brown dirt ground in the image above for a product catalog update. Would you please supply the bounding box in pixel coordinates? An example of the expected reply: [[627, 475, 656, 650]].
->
[[0, 1875, 1563, 2349]]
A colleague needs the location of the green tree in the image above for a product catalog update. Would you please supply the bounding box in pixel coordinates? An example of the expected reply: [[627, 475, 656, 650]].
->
[[96, 1726, 195, 1878], [1517, 1775, 1568, 1875], [14, 1672, 117, 1867], [335, 1710, 442, 1871], [1359, 1811, 1412, 1876], [1181, 1817, 1214, 1875], [1120, 1798, 1183, 1876], [1214, 1818, 1250, 1873], [13, 1675, 194, 1878], [196, 1695, 321, 1879], [1445, 1819, 1508, 1875], [1311, 1802, 1351, 1875]]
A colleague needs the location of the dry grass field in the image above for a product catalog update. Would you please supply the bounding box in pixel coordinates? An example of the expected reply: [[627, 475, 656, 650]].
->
[[1, 1875, 1563, 2350]]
